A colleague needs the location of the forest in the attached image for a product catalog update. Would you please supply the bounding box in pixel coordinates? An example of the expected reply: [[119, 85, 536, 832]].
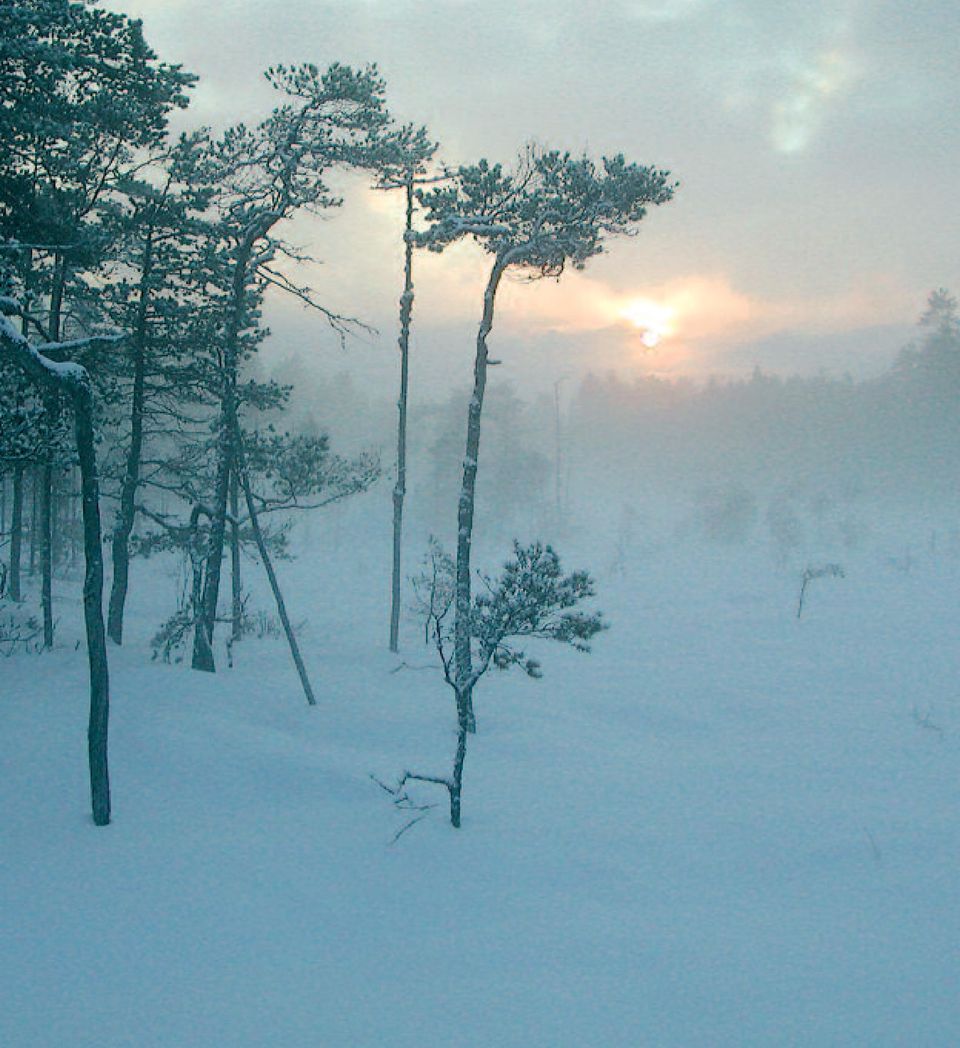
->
[[2, 3, 958, 1046]]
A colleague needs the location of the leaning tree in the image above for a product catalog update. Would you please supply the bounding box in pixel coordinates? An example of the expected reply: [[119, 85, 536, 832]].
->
[[416, 147, 676, 733], [189, 62, 392, 674]]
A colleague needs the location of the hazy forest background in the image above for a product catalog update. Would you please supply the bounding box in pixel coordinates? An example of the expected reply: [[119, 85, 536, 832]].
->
[[2, 2, 958, 1046]]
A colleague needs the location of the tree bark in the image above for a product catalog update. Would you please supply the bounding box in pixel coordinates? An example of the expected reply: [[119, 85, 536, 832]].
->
[[233, 423, 316, 706], [449, 720, 467, 828], [389, 175, 416, 654], [0, 305, 111, 825], [28, 468, 38, 575], [7, 253, 30, 602], [192, 238, 253, 672], [40, 253, 67, 648], [75, 391, 111, 825], [108, 230, 153, 645], [230, 466, 242, 641], [40, 459, 54, 647], [453, 254, 509, 733], [8, 465, 23, 601]]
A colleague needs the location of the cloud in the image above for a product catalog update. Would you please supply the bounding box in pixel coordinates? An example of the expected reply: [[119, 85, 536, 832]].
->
[[620, 0, 714, 21], [770, 47, 860, 154], [100, 0, 958, 387]]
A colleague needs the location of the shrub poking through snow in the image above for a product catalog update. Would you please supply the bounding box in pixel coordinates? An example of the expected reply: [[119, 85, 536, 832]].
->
[[409, 536, 455, 645], [0, 582, 42, 657], [380, 540, 606, 831]]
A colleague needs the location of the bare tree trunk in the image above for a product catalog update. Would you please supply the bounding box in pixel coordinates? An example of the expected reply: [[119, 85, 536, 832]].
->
[[40, 459, 54, 647], [7, 255, 30, 602], [57, 477, 66, 566], [40, 253, 67, 648], [8, 465, 23, 602], [233, 423, 316, 706], [29, 467, 38, 575], [192, 240, 252, 672], [1, 303, 111, 826], [553, 377, 566, 526], [453, 254, 508, 733], [230, 466, 242, 642], [389, 175, 415, 653], [75, 391, 111, 826], [108, 231, 153, 645], [449, 717, 467, 827], [191, 411, 232, 670], [71, 470, 81, 567]]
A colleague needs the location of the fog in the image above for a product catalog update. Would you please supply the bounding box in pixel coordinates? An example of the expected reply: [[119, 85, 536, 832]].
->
[[260, 290, 960, 578], [5, 4, 960, 1044]]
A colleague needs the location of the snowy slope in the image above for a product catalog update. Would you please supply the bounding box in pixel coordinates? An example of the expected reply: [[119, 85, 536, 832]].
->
[[2, 501, 958, 1047]]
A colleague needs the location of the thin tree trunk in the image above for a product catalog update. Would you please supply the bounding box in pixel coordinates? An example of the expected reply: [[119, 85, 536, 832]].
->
[[7, 254, 30, 601], [233, 423, 316, 706], [75, 391, 111, 826], [230, 466, 242, 641], [8, 465, 23, 601], [192, 240, 252, 672], [108, 231, 153, 645], [52, 470, 63, 568], [40, 459, 54, 647], [389, 175, 415, 653], [71, 470, 81, 567], [40, 253, 66, 647], [1, 300, 111, 825], [29, 467, 38, 575], [191, 371, 234, 671], [453, 254, 509, 733], [449, 718, 468, 828]]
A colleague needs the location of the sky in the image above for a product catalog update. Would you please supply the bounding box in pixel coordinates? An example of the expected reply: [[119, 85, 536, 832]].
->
[[104, 0, 959, 392]]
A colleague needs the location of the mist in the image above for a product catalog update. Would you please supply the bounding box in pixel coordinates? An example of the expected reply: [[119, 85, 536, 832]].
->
[[3, 3, 959, 1046]]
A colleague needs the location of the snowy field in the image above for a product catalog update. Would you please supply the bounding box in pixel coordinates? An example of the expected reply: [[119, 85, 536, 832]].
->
[[2, 494, 958, 1047]]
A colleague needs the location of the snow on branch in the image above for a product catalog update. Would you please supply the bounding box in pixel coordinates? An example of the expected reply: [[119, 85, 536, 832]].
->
[[0, 306, 94, 396], [414, 146, 676, 274], [422, 538, 606, 693]]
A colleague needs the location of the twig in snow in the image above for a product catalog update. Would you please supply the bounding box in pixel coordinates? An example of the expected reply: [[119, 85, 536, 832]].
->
[[797, 563, 845, 618], [911, 705, 945, 739], [389, 813, 431, 845], [389, 660, 441, 674]]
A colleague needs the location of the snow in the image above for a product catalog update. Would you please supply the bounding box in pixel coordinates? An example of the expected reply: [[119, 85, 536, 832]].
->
[[1, 498, 958, 1046], [39, 358, 88, 382], [0, 313, 93, 391]]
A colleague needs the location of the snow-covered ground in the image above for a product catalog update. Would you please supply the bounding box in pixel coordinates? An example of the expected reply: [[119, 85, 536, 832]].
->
[[2, 494, 958, 1046]]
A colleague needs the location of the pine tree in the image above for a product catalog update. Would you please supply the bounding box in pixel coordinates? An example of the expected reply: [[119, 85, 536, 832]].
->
[[99, 134, 214, 644], [373, 124, 440, 653], [1, 293, 119, 825], [385, 540, 605, 828], [188, 62, 392, 672], [0, 0, 194, 645], [417, 146, 675, 732]]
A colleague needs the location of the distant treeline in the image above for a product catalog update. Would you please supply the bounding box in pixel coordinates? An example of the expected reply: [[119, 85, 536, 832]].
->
[[568, 290, 960, 507]]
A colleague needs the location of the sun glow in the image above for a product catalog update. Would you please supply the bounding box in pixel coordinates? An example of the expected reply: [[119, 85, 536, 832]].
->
[[620, 298, 675, 349]]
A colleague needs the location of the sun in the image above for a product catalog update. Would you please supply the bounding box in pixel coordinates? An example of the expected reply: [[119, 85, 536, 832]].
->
[[619, 297, 675, 349]]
